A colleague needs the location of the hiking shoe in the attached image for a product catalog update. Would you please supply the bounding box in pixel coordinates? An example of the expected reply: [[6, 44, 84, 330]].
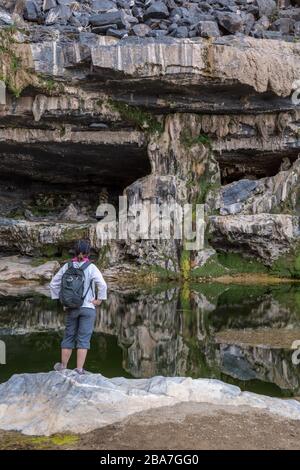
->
[[54, 363, 66, 372], [74, 368, 86, 375]]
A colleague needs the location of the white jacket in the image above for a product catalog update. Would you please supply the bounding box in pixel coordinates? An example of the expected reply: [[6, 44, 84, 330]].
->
[[50, 261, 107, 309]]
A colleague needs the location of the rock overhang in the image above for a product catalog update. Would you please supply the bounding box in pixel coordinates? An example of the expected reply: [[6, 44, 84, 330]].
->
[[26, 34, 300, 98], [0, 130, 149, 187], [0, 18, 300, 273]]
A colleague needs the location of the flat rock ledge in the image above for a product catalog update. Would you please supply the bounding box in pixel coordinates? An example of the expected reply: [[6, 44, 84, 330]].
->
[[0, 256, 59, 283], [1, 371, 300, 436]]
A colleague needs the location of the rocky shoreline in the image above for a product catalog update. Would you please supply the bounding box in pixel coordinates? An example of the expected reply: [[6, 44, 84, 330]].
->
[[1, 370, 300, 436]]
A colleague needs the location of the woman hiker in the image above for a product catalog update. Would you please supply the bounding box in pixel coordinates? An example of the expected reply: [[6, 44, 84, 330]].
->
[[50, 239, 107, 375]]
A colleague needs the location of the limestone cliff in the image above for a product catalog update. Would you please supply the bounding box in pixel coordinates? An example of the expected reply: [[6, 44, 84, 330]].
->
[[0, 3, 300, 279]]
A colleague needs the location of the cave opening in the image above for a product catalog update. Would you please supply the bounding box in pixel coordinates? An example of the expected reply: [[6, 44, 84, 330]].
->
[[218, 151, 299, 185], [0, 141, 151, 223]]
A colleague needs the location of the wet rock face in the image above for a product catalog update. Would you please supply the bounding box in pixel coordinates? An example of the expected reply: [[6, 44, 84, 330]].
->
[[4, 0, 300, 41]]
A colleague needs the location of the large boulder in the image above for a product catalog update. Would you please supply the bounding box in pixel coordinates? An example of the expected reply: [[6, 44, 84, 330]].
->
[[216, 12, 244, 33], [256, 0, 277, 18], [210, 158, 300, 216], [0, 8, 13, 24], [1, 371, 300, 435], [89, 10, 127, 28], [45, 5, 72, 25], [209, 214, 300, 263], [220, 179, 258, 214], [144, 2, 169, 20], [0, 256, 59, 282], [23, 0, 40, 22], [0, 218, 93, 255], [197, 20, 220, 38]]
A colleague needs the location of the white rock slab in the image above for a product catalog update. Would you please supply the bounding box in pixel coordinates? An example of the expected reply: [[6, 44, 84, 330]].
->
[[0, 256, 59, 282], [0, 371, 300, 436]]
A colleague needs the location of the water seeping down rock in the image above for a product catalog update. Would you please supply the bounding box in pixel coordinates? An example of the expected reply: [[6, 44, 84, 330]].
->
[[0, 1, 299, 279]]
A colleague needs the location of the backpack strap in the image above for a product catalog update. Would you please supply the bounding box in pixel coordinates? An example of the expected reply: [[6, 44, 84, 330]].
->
[[80, 261, 93, 300], [82, 280, 93, 300], [80, 260, 92, 271]]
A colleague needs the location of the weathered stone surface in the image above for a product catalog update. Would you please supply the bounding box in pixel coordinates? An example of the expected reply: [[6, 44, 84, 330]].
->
[[144, 2, 169, 20], [0, 0, 297, 41], [23, 0, 40, 22], [0, 218, 93, 255], [132, 23, 151, 36], [221, 180, 258, 207], [58, 203, 90, 222], [173, 25, 189, 38], [256, 0, 277, 18], [197, 20, 220, 38], [45, 5, 71, 25], [0, 256, 59, 282], [272, 17, 295, 35], [0, 8, 13, 24], [192, 248, 217, 268], [89, 37, 300, 96], [43, 0, 57, 12], [0, 18, 299, 278], [209, 214, 300, 262], [107, 27, 128, 38], [211, 158, 300, 216], [295, 20, 300, 35], [217, 11, 244, 33], [92, 0, 117, 12], [1, 371, 300, 435], [89, 11, 127, 27]]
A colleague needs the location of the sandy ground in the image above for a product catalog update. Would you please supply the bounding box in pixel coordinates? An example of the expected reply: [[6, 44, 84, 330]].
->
[[1, 402, 300, 450], [214, 274, 300, 285], [215, 328, 300, 349]]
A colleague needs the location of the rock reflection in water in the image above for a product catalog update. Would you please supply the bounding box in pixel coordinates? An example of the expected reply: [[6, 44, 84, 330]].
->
[[1, 283, 300, 395]]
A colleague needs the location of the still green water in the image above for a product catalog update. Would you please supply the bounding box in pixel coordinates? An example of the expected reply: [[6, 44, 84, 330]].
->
[[1, 282, 300, 397]]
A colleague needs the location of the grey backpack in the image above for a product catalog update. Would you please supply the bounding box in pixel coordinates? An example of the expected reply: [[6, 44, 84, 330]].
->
[[59, 261, 92, 309]]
